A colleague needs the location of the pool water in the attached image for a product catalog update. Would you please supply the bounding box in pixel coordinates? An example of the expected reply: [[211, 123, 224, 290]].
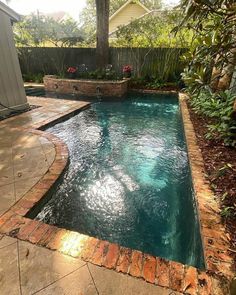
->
[[34, 93, 204, 268]]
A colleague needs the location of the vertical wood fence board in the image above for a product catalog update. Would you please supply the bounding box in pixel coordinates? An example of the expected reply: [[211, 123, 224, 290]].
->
[[17, 47, 187, 81]]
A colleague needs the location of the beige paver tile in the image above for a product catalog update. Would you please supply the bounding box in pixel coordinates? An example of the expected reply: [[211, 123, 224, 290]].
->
[[44, 105, 72, 113], [88, 263, 179, 295], [5, 117, 33, 128], [30, 111, 59, 121], [35, 265, 97, 295], [44, 149, 56, 167], [13, 152, 46, 170], [13, 146, 45, 162], [13, 134, 42, 151], [39, 136, 52, 145], [0, 183, 15, 216], [41, 141, 55, 152], [0, 136, 14, 147], [0, 147, 12, 164], [15, 176, 41, 201], [0, 235, 17, 249], [19, 240, 86, 295], [14, 158, 48, 181], [1, 131, 27, 147], [0, 164, 14, 186], [0, 241, 21, 295], [41, 141, 55, 165]]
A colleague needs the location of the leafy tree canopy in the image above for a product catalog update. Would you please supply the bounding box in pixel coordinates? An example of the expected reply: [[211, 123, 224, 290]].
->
[[14, 14, 84, 47], [176, 0, 236, 92], [112, 10, 193, 48], [176, 0, 236, 146], [79, 0, 162, 43]]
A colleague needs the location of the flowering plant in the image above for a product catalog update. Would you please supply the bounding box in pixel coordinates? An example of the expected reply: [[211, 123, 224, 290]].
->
[[67, 66, 77, 73], [123, 65, 132, 73]]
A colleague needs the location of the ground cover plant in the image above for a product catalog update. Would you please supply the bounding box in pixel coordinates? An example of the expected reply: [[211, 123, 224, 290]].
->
[[65, 65, 123, 80], [176, 0, 236, 145]]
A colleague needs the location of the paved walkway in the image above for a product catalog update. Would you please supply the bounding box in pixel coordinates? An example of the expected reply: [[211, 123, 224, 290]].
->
[[0, 97, 176, 294], [0, 235, 174, 295]]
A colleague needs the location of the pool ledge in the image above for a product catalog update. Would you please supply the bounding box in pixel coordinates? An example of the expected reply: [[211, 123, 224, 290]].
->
[[0, 94, 234, 295]]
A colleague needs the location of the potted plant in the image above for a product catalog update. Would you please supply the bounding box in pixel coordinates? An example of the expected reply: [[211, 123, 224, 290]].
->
[[123, 65, 132, 78], [67, 66, 78, 79]]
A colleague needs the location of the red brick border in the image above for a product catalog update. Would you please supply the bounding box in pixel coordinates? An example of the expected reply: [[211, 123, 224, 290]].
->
[[0, 93, 234, 294]]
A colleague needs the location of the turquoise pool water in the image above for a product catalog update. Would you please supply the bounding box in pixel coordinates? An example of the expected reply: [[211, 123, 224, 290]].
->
[[35, 93, 204, 268]]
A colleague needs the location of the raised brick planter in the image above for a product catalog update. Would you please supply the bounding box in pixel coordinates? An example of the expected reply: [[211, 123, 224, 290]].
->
[[43, 75, 128, 98]]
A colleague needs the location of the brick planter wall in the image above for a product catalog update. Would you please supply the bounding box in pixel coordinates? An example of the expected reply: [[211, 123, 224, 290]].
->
[[43, 75, 128, 98]]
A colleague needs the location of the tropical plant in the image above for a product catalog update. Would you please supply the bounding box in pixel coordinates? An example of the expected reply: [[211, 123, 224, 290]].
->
[[175, 0, 236, 93], [190, 89, 236, 146], [113, 10, 193, 48], [176, 0, 236, 146]]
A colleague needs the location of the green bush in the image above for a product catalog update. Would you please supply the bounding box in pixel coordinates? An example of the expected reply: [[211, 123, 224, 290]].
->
[[129, 76, 180, 89], [67, 68, 122, 81], [190, 89, 236, 146], [85, 69, 122, 80], [23, 73, 44, 83]]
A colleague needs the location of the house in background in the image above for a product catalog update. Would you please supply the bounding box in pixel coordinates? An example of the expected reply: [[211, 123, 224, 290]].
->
[[109, 0, 150, 35], [0, 1, 28, 116]]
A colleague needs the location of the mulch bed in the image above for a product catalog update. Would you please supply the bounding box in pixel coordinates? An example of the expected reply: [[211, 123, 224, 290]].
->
[[187, 101, 236, 262]]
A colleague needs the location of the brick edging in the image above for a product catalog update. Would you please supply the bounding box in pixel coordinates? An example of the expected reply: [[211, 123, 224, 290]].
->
[[0, 93, 234, 294], [179, 94, 234, 278], [0, 130, 68, 219]]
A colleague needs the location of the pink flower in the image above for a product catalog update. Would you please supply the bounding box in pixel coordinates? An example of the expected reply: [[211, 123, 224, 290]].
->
[[123, 65, 132, 73], [67, 67, 77, 73]]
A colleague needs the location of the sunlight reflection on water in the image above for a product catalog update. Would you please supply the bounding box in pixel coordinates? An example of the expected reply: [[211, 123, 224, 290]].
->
[[36, 93, 204, 268]]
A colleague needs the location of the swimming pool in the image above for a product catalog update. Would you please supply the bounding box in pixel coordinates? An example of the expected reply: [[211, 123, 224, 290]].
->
[[32, 93, 204, 268]]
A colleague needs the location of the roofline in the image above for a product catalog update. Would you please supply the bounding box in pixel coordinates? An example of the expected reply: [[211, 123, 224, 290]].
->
[[109, 10, 152, 36], [109, 0, 150, 21], [0, 1, 20, 21], [109, 8, 182, 36]]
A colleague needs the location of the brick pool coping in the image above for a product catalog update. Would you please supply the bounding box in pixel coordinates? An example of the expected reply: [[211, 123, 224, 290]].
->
[[0, 93, 234, 294]]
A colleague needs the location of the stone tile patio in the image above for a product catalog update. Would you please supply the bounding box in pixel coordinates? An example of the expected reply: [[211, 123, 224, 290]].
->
[[0, 235, 174, 295], [0, 96, 178, 294]]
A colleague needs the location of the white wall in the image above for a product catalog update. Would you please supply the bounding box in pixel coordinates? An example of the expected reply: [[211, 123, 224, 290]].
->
[[109, 3, 147, 34], [0, 10, 28, 115]]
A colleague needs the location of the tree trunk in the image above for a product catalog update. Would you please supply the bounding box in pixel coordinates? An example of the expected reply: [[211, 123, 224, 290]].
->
[[217, 48, 236, 91], [210, 55, 222, 92], [95, 0, 110, 70]]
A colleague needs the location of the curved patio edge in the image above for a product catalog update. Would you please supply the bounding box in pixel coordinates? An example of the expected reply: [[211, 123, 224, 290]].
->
[[0, 94, 234, 295]]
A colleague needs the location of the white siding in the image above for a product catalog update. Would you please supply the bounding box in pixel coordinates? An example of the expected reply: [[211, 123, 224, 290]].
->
[[109, 3, 147, 33], [0, 10, 28, 115]]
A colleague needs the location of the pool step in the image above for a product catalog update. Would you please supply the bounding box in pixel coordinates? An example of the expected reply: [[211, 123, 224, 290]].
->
[[25, 87, 45, 97]]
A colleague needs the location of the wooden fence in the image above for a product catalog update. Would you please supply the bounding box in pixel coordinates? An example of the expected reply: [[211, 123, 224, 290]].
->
[[17, 47, 187, 81]]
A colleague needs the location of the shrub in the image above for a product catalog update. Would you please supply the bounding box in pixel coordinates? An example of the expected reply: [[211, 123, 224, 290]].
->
[[190, 89, 236, 147]]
